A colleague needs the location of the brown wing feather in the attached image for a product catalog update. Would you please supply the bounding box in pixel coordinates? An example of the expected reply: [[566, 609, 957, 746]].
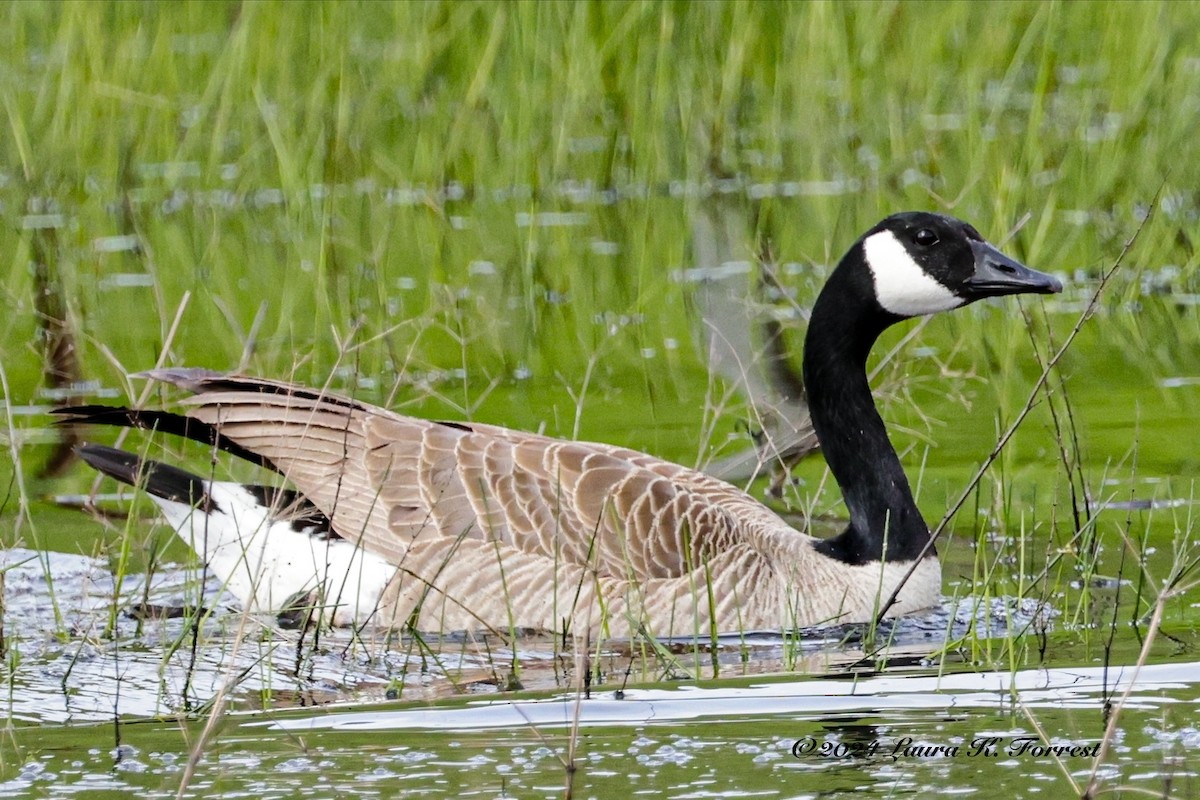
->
[[155, 370, 800, 583]]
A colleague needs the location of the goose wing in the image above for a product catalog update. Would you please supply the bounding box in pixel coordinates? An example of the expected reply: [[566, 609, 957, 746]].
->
[[148, 370, 799, 581]]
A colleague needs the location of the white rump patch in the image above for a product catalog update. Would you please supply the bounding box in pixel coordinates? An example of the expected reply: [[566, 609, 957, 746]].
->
[[154, 482, 395, 626], [863, 230, 964, 316]]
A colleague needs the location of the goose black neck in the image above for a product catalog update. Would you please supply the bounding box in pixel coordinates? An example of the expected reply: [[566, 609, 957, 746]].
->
[[802, 262, 932, 565]]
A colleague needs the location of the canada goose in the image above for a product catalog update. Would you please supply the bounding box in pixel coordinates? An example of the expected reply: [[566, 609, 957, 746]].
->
[[57, 212, 1061, 639]]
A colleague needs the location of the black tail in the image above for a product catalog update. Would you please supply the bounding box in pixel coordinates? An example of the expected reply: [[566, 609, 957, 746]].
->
[[78, 443, 340, 540], [62, 405, 339, 538], [51, 405, 280, 473], [78, 444, 216, 512]]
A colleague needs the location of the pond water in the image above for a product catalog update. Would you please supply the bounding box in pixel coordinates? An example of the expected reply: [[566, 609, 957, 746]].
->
[[7, 215, 1200, 798], [4, 3, 1200, 798], [5, 189, 1200, 798], [0, 463, 1195, 799]]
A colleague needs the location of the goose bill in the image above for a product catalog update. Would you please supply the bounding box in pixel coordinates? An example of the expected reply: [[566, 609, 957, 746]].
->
[[963, 239, 1063, 297]]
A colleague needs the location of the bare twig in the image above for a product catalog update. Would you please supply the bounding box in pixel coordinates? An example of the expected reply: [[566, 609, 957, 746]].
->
[[0, 362, 31, 535], [85, 291, 192, 501], [1080, 591, 1166, 799]]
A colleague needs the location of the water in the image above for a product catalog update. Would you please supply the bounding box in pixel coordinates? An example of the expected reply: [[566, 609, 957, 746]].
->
[[0, 545, 1056, 723], [2, 657, 1197, 797], [6, 240, 1200, 798], [0, 520, 1192, 798], [4, 5, 1200, 795], [4, 218, 1200, 796]]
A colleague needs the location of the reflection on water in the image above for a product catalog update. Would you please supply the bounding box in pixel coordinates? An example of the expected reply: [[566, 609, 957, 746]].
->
[[0, 546, 1049, 726], [1, 623, 1196, 799], [267, 659, 1200, 732]]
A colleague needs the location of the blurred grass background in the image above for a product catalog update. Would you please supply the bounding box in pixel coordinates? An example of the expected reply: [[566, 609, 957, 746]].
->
[[2, 0, 1199, 551]]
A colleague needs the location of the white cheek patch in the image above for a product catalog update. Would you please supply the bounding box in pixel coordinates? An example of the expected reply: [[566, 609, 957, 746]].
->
[[863, 230, 965, 316]]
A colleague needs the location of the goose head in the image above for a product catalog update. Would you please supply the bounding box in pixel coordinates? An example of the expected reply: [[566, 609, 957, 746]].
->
[[857, 211, 1062, 318], [804, 212, 1062, 566]]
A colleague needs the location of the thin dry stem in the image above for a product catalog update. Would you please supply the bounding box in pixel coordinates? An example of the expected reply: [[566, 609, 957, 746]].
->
[[86, 291, 192, 500], [1080, 592, 1165, 799]]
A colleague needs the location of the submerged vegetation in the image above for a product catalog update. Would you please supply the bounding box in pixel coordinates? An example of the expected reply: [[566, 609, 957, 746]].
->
[[1, 0, 1200, 797]]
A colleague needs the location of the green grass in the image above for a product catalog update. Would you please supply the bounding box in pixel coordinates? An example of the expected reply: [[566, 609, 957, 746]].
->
[[3, 0, 1197, 401], [2, 10, 1200, 795], [1, 0, 1198, 633]]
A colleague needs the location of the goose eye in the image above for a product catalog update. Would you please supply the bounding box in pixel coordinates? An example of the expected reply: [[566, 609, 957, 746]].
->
[[913, 229, 939, 247]]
